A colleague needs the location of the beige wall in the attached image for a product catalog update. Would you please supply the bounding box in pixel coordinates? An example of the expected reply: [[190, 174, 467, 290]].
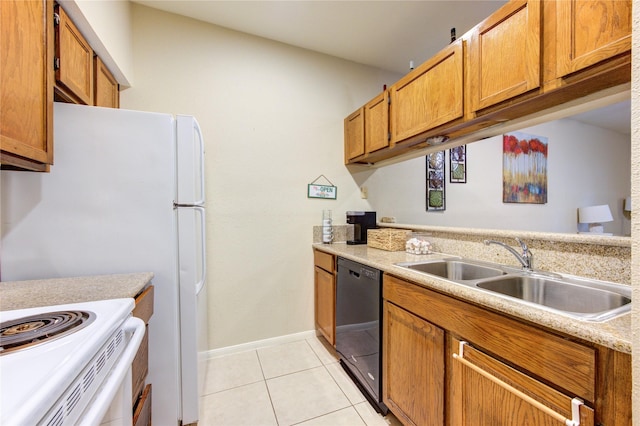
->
[[121, 4, 399, 349], [60, 0, 134, 86]]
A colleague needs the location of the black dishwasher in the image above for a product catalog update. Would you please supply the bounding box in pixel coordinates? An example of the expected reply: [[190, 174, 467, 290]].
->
[[336, 257, 387, 414]]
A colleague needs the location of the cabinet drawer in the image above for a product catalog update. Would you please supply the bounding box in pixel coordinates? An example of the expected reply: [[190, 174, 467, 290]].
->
[[384, 274, 596, 402], [133, 384, 152, 426], [450, 337, 595, 425], [133, 285, 154, 325], [131, 326, 149, 405], [313, 250, 334, 273]]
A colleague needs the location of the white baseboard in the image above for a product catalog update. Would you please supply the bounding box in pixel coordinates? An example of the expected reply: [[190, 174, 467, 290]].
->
[[201, 329, 317, 359]]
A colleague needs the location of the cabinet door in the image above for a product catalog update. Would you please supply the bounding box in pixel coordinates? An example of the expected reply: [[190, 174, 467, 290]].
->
[[344, 107, 365, 162], [556, 0, 631, 77], [390, 40, 463, 144], [469, 0, 541, 112], [94, 56, 119, 108], [0, 0, 53, 170], [314, 266, 335, 345], [450, 339, 595, 426], [383, 301, 444, 426], [365, 91, 389, 153], [55, 5, 93, 105]]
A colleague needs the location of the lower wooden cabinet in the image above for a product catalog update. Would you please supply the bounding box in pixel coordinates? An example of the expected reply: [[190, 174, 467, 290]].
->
[[133, 384, 152, 426], [132, 285, 154, 423], [382, 273, 631, 426], [313, 250, 335, 345], [382, 301, 444, 426]]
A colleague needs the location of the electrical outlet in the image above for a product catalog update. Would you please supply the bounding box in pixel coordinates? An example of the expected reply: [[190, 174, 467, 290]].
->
[[360, 186, 368, 199]]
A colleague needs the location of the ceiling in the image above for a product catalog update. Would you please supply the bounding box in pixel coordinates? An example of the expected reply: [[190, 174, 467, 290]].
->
[[131, 0, 630, 135], [132, 0, 506, 74]]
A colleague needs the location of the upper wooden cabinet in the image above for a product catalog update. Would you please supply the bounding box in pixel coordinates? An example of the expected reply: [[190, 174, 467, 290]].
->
[[555, 0, 632, 78], [344, 91, 391, 164], [94, 56, 120, 108], [344, 0, 631, 166], [383, 273, 631, 425], [364, 91, 389, 153], [391, 39, 464, 143], [344, 107, 365, 162], [0, 0, 54, 171], [54, 4, 93, 105], [468, 0, 541, 112], [1, 1, 121, 171]]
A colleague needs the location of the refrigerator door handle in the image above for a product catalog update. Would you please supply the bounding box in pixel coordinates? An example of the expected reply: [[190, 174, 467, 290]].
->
[[193, 122, 206, 207], [193, 205, 206, 295]]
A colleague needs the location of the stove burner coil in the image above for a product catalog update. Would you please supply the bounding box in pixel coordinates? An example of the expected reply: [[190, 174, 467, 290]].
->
[[0, 310, 95, 355]]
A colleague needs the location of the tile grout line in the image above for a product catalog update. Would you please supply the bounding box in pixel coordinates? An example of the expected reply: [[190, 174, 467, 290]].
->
[[255, 348, 281, 426]]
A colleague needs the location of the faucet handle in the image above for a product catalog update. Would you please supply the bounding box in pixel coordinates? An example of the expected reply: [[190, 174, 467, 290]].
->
[[515, 237, 528, 252], [515, 238, 533, 270]]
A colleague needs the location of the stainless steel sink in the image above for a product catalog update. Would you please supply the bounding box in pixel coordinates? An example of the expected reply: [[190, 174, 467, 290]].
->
[[476, 275, 631, 321], [396, 259, 507, 281], [395, 258, 631, 321]]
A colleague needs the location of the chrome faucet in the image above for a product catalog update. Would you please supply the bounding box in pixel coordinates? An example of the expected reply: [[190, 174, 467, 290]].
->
[[483, 237, 533, 271]]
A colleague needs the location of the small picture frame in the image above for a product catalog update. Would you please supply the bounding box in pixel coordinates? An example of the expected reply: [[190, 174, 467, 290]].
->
[[426, 151, 445, 211], [308, 184, 337, 199], [449, 145, 467, 183]]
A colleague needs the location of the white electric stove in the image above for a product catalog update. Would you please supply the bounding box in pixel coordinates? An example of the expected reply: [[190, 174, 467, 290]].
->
[[0, 298, 145, 425]]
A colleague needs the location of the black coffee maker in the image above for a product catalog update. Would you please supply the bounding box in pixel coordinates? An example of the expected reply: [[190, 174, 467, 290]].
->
[[346, 211, 377, 245]]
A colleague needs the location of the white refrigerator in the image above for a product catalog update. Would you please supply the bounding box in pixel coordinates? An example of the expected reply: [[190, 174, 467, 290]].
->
[[0, 102, 208, 425]]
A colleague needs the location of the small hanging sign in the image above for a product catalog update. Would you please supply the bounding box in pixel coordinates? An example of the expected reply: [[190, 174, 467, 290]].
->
[[307, 175, 337, 199]]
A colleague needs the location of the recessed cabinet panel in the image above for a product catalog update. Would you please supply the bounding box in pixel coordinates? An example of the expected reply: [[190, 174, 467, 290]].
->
[[94, 56, 119, 108], [450, 338, 595, 426], [315, 266, 335, 345], [344, 107, 365, 162], [556, 0, 631, 77], [469, 0, 541, 111], [0, 0, 53, 170], [383, 301, 444, 426], [364, 92, 389, 153], [390, 40, 463, 143], [55, 5, 93, 105]]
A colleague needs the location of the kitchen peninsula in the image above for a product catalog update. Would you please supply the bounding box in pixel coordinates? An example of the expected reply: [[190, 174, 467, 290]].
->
[[314, 225, 631, 425]]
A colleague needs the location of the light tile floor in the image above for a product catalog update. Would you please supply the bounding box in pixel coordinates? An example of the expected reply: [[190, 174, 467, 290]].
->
[[199, 336, 402, 426]]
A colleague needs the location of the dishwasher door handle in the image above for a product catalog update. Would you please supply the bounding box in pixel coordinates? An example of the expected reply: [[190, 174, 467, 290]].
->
[[349, 269, 361, 279]]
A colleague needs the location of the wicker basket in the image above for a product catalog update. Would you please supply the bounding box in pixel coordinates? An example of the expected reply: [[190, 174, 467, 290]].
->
[[367, 228, 412, 251]]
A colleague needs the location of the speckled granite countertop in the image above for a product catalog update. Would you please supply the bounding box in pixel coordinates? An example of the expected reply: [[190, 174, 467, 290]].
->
[[0, 272, 154, 311], [314, 242, 631, 354]]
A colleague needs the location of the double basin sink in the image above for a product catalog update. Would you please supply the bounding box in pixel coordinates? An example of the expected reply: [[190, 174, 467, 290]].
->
[[395, 258, 631, 322]]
